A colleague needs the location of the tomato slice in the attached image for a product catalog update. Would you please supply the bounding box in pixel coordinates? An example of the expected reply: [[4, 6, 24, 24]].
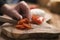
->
[[17, 18, 29, 25], [32, 15, 44, 24], [23, 23, 32, 29], [16, 25, 25, 29]]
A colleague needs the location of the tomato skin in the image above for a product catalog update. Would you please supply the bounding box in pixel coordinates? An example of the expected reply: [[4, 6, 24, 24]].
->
[[23, 23, 31, 29], [32, 15, 44, 24], [16, 23, 31, 29], [16, 25, 25, 29], [16, 18, 31, 29], [17, 18, 29, 25], [16, 15, 44, 30]]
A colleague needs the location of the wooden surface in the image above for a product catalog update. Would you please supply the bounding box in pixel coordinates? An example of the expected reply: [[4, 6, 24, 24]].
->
[[1, 22, 59, 38], [49, 14, 60, 30], [0, 23, 60, 40], [43, 8, 60, 31]]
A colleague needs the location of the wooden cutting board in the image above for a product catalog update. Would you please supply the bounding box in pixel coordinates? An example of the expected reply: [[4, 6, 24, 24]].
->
[[1, 23, 60, 39]]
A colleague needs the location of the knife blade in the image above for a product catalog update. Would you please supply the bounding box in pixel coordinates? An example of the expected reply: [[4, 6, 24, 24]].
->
[[0, 17, 17, 24]]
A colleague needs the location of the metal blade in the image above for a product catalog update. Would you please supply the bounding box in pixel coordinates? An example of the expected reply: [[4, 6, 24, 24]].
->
[[0, 17, 17, 24]]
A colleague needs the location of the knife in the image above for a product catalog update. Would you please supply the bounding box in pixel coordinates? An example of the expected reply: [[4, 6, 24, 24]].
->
[[0, 16, 17, 24]]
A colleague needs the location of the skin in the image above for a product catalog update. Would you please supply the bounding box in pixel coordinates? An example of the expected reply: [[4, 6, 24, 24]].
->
[[1, 1, 31, 21], [14, 1, 31, 21], [1, 4, 22, 20]]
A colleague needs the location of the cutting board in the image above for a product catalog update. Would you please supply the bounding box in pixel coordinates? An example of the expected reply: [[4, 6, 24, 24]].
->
[[1, 23, 60, 39], [0, 13, 59, 39]]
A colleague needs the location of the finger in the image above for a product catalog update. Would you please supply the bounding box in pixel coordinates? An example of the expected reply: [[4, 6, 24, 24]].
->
[[19, 1, 31, 20]]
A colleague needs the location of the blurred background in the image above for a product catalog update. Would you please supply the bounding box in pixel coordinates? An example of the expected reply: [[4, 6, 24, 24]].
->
[[5, 0, 60, 14]]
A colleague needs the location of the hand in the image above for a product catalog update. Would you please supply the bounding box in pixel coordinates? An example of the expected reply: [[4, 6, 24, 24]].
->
[[1, 1, 31, 21], [1, 4, 23, 20], [14, 1, 32, 21]]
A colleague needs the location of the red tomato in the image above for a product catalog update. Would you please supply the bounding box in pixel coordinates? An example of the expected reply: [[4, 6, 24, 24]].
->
[[32, 15, 44, 24], [23, 23, 31, 29], [17, 18, 29, 25], [16, 25, 25, 29]]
